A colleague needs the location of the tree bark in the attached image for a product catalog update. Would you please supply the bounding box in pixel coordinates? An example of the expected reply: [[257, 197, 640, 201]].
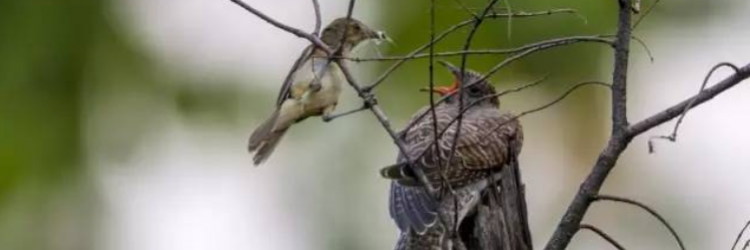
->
[[462, 157, 532, 250]]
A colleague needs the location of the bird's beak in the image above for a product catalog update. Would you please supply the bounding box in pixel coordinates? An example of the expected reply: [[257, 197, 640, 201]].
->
[[370, 30, 393, 45], [420, 81, 459, 96], [418, 60, 463, 96], [437, 60, 462, 77]]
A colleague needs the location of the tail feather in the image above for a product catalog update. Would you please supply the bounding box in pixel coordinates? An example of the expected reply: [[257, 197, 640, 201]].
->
[[252, 129, 288, 165], [248, 110, 279, 152], [248, 110, 288, 165], [380, 163, 422, 186]]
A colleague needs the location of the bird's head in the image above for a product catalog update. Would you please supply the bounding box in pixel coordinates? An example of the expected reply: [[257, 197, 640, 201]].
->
[[321, 18, 384, 53], [421, 61, 499, 107]]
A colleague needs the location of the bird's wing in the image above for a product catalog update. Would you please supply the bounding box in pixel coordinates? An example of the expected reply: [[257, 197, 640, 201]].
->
[[431, 111, 522, 170], [389, 181, 438, 235], [388, 106, 441, 234], [276, 45, 314, 107]]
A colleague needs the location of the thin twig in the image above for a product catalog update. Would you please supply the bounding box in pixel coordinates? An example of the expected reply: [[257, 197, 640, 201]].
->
[[481, 81, 611, 138], [600, 35, 655, 62], [451, 37, 613, 106], [451, 0, 480, 19], [503, 0, 514, 40], [311, 0, 322, 36], [647, 62, 740, 153], [407, 81, 610, 170], [445, 0, 502, 237], [427, 0, 451, 204], [732, 220, 750, 250], [494, 74, 549, 98], [346, 39, 613, 62], [338, 0, 356, 55], [628, 62, 750, 137], [579, 224, 627, 250], [631, 35, 655, 63], [229, 0, 331, 54], [594, 194, 686, 250], [364, 8, 580, 90], [312, 0, 356, 93], [335, 52, 466, 241], [399, 35, 613, 135], [633, 0, 662, 29]]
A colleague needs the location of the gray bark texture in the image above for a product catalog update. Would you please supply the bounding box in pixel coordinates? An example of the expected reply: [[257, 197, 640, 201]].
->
[[461, 157, 532, 250]]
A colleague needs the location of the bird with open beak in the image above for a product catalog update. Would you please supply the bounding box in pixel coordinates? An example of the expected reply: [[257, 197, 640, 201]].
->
[[248, 18, 384, 165], [383, 61, 524, 250]]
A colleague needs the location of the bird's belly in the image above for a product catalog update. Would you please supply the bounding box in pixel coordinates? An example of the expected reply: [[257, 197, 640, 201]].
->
[[295, 69, 343, 113], [304, 79, 341, 109]]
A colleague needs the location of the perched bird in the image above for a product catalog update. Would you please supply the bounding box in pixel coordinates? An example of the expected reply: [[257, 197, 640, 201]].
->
[[382, 61, 524, 249], [248, 18, 383, 165]]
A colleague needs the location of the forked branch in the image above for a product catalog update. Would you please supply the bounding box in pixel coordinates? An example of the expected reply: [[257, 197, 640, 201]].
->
[[579, 224, 627, 250]]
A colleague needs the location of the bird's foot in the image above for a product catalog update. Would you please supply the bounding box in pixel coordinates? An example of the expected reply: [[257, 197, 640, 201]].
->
[[309, 82, 322, 93]]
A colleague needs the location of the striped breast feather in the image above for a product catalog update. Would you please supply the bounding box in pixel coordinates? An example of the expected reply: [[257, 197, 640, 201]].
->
[[425, 108, 520, 170], [402, 104, 458, 163]]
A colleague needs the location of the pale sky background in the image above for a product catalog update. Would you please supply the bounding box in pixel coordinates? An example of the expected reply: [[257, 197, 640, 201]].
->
[[94, 0, 750, 249]]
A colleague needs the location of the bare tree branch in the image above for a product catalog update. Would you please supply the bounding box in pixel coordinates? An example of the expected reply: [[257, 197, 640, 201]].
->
[[398, 36, 613, 136], [494, 75, 549, 98], [311, 0, 322, 36], [646, 62, 740, 153], [543, 0, 750, 247], [229, 0, 332, 54], [629, 62, 750, 137], [451, 0, 480, 19], [732, 220, 750, 250], [466, 37, 614, 93], [633, 0, 662, 29], [345, 36, 611, 62], [579, 224, 627, 250], [594, 194, 686, 250], [544, 0, 633, 248], [364, 8, 580, 90], [233, 1, 750, 249]]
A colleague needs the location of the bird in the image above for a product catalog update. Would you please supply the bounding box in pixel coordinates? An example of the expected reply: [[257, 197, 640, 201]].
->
[[382, 61, 524, 249], [248, 18, 383, 165]]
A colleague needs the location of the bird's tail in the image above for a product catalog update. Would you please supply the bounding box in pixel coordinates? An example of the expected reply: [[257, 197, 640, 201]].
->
[[380, 162, 422, 186], [248, 109, 288, 166]]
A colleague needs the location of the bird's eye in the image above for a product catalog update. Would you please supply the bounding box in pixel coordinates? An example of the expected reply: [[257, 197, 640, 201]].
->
[[468, 86, 483, 97]]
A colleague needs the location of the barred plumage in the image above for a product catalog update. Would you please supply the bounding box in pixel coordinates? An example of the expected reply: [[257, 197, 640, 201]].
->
[[385, 62, 524, 250]]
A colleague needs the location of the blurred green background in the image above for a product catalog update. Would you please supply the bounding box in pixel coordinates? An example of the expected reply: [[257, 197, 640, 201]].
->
[[1, 0, 749, 249]]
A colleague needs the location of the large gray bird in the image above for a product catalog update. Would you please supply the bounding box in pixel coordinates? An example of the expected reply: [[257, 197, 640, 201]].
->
[[248, 18, 383, 165], [382, 62, 524, 250]]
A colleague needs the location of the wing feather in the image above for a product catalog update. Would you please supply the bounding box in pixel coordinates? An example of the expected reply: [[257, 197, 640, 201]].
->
[[276, 45, 314, 107]]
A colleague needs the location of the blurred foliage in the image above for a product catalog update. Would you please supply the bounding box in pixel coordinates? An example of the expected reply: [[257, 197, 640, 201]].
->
[[0, 0, 101, 249]]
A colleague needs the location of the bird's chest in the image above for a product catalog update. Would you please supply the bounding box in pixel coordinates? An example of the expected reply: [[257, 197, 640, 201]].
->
[[291, 58, 345, 96]]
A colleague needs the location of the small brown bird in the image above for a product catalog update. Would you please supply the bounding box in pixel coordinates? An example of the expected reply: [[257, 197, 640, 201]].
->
[[248, 18, 383, 165], [383, 61, 524, 249]]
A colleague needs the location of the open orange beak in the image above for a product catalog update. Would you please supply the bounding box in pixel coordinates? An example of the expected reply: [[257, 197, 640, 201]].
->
[[419, 80, 459, 96], [419, 60, 464, 96]]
